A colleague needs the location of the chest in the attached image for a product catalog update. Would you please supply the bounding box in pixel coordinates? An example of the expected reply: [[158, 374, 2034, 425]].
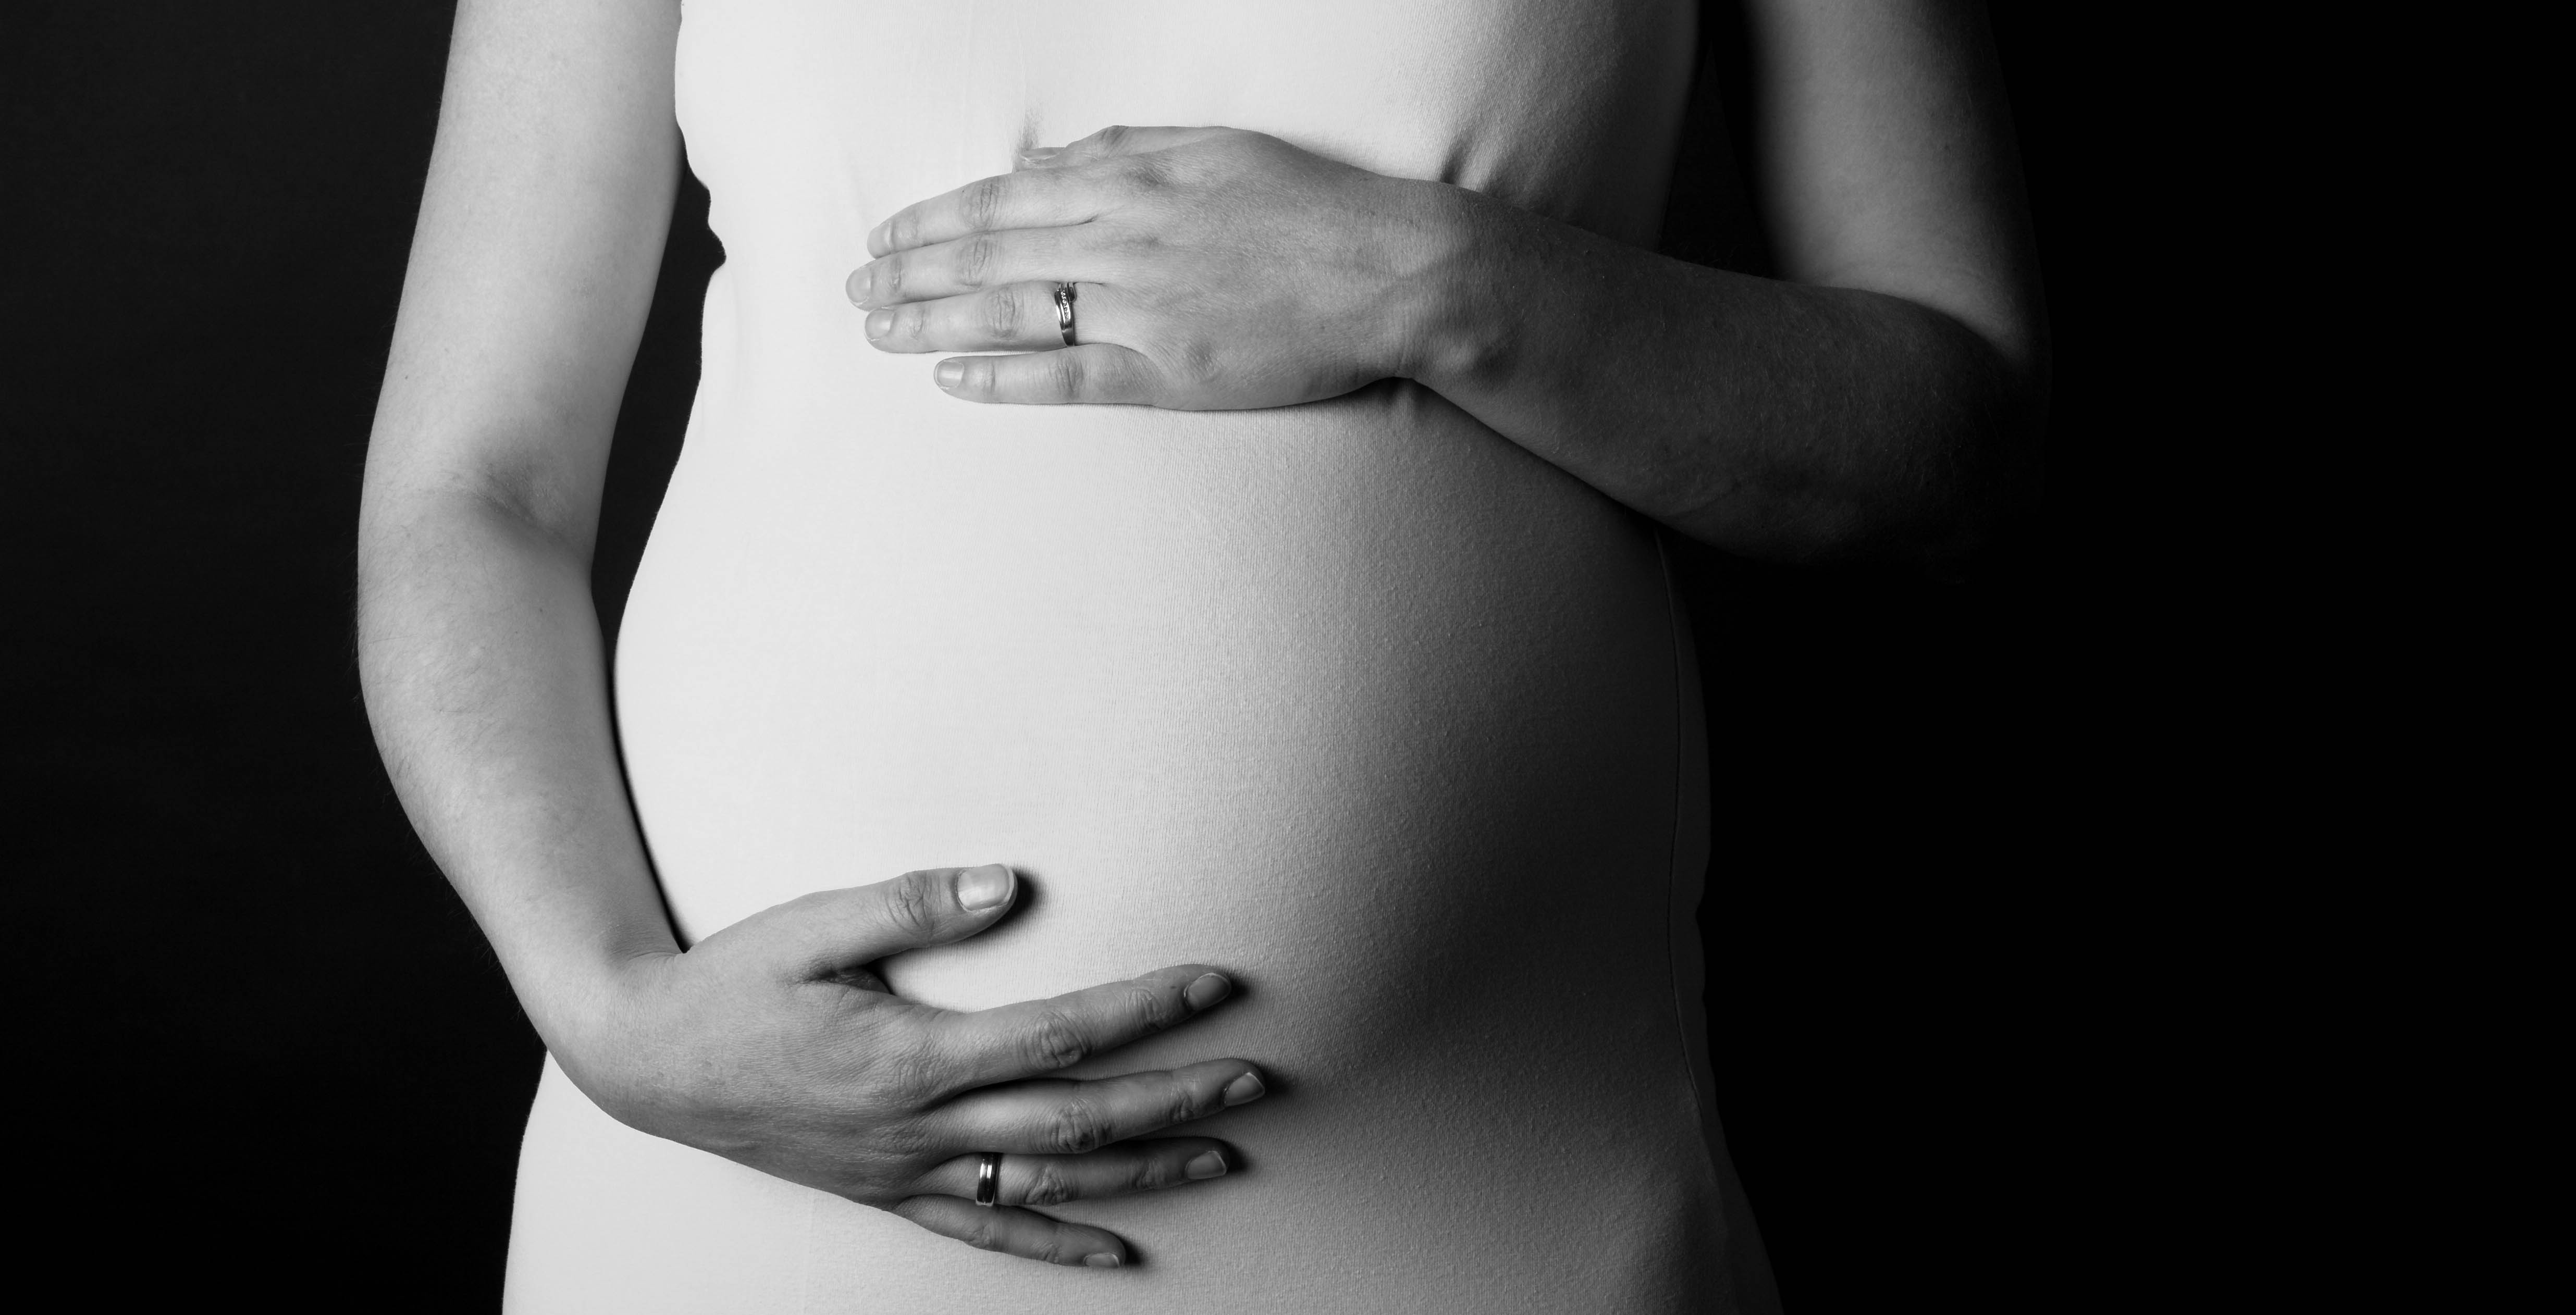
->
[[677, 0, 1697, 242]]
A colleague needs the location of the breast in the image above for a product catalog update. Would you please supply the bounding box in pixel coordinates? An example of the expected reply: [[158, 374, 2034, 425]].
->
[[676, 0, 1697, 251]]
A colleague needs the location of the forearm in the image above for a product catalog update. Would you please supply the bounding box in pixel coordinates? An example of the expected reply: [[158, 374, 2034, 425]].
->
[[356, 492, 675, 1056], [1404, 185, 2038, 565], [353, 0, 687, 1061]]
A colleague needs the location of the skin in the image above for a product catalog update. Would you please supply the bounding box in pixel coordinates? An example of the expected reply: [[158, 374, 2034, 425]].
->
[[853, 3, 2044, 568], [360, 0, 2039, 1275], [360, 0, 1262, 1269]]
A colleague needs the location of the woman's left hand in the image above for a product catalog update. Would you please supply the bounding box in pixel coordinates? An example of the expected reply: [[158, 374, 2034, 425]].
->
[[848, 125, 1456, 410]]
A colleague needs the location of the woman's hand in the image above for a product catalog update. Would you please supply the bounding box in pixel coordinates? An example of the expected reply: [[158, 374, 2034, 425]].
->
[[848, 125, 1454, 410], [843, 43, 2045, 569], [560, 863, 1266, 1269]]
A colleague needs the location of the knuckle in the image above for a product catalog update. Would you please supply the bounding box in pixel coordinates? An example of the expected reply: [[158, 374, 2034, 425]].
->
[[1136, 1153, 1182, 1191], [856, 1159, 932, 1207], [1044, 1098, 1110, 1154], [1044, 352, 1087, 402], [873, 1114, 937, 1159], [980, 286, 1022, 339], [871, 1032, 946, 1105], [1019, 1008, 1090, 1072], [1165, 1081, 1207, 1126], [879, 871, 945, 938], [962, 1216, 1005, 1252], [958, 176, 1004, 230], [1111, 979, 1175, 1035], [954, 235, 995, 287], [1021, 1162, 1078, 1207], [1141, 978, 1186, 1028]]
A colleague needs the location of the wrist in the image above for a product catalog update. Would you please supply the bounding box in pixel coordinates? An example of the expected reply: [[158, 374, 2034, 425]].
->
[[505, 931, 671, 1063], [1382, 179, 1509, 392], [528, 946, 684, 1116]]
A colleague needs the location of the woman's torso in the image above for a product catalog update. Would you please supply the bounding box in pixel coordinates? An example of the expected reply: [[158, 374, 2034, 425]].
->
[[508, 2, 1771, 1310]]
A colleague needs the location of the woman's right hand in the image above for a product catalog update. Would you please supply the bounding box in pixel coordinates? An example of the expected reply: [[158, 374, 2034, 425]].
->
[[558, 863, 1264, 1269]]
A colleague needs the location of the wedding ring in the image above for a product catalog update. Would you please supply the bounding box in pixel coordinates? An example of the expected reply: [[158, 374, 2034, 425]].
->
[[975, 1151, 1002, 1207], [1053, 281, 1079, 346]]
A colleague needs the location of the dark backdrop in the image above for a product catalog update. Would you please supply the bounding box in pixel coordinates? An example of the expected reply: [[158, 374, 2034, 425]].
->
[[5, 5, 2093, 1308]]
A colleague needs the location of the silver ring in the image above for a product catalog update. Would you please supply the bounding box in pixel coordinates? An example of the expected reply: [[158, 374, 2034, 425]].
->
[[975, 1151, 1002, 1208], [1053, 282, 1078, 347]]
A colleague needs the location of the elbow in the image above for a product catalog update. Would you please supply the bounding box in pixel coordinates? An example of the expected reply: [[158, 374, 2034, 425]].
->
[[1735, 326, 2044, 574], [1872, 396, 2042, 582], [1849, 306, 2047, 575], [1926, 317, 2048, 575], [1667, 283, 2046, 572]]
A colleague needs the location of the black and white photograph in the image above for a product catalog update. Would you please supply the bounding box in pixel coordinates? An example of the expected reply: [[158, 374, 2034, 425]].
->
[[8, 3, 2086, 1308]]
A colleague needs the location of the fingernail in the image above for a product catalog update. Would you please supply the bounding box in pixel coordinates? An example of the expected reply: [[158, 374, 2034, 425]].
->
[[1184, 1150, 1228, 1181], [867, 219, 890, 255], [845, 266, 872, 306], [1018, 146, 1063, 167], [1184, 972, 1231, 1011], [956, 863, 1013, 911], [865, 309, 893, 341], [1222, 1072, 1266, 1107], [1083, 1252, 1122, 1269], [934, 359, 965, 390]]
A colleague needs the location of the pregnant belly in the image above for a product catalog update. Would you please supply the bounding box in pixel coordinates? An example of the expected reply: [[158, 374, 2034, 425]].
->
[[619, 365, 1684, 985], [607, 370, 1721, 1306]]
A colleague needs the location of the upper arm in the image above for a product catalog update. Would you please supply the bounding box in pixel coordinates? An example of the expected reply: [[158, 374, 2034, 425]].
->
[[363, 0, 684, 553], [1736, 0, 2044, 378]]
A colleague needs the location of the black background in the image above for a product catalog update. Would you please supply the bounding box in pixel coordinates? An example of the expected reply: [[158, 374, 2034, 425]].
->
[[5, 5, 2099, 1308]]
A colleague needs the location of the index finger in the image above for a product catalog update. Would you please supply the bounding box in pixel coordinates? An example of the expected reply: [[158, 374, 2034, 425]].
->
[[867, 168, 1111, 257], [925, 964, 1239, 1093]]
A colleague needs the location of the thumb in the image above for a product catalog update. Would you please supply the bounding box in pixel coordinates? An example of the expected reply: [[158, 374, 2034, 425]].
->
[[773, 864, 1018, 978]]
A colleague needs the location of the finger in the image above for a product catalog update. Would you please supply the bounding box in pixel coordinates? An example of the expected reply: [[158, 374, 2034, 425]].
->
[[1048, 124, 1226, 166], [867, 281, 1129, 355], [929, 964, 1240, 1089], [891, 1196, 1131, 1269], [933, 1060, 1270, 1156], [933, 344, 1161, 407], [866, 168, 1115, 258], [919, 1139, 1235, 1208], [849, 226, 1097, 308], [763, 864, 1019, 980]]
